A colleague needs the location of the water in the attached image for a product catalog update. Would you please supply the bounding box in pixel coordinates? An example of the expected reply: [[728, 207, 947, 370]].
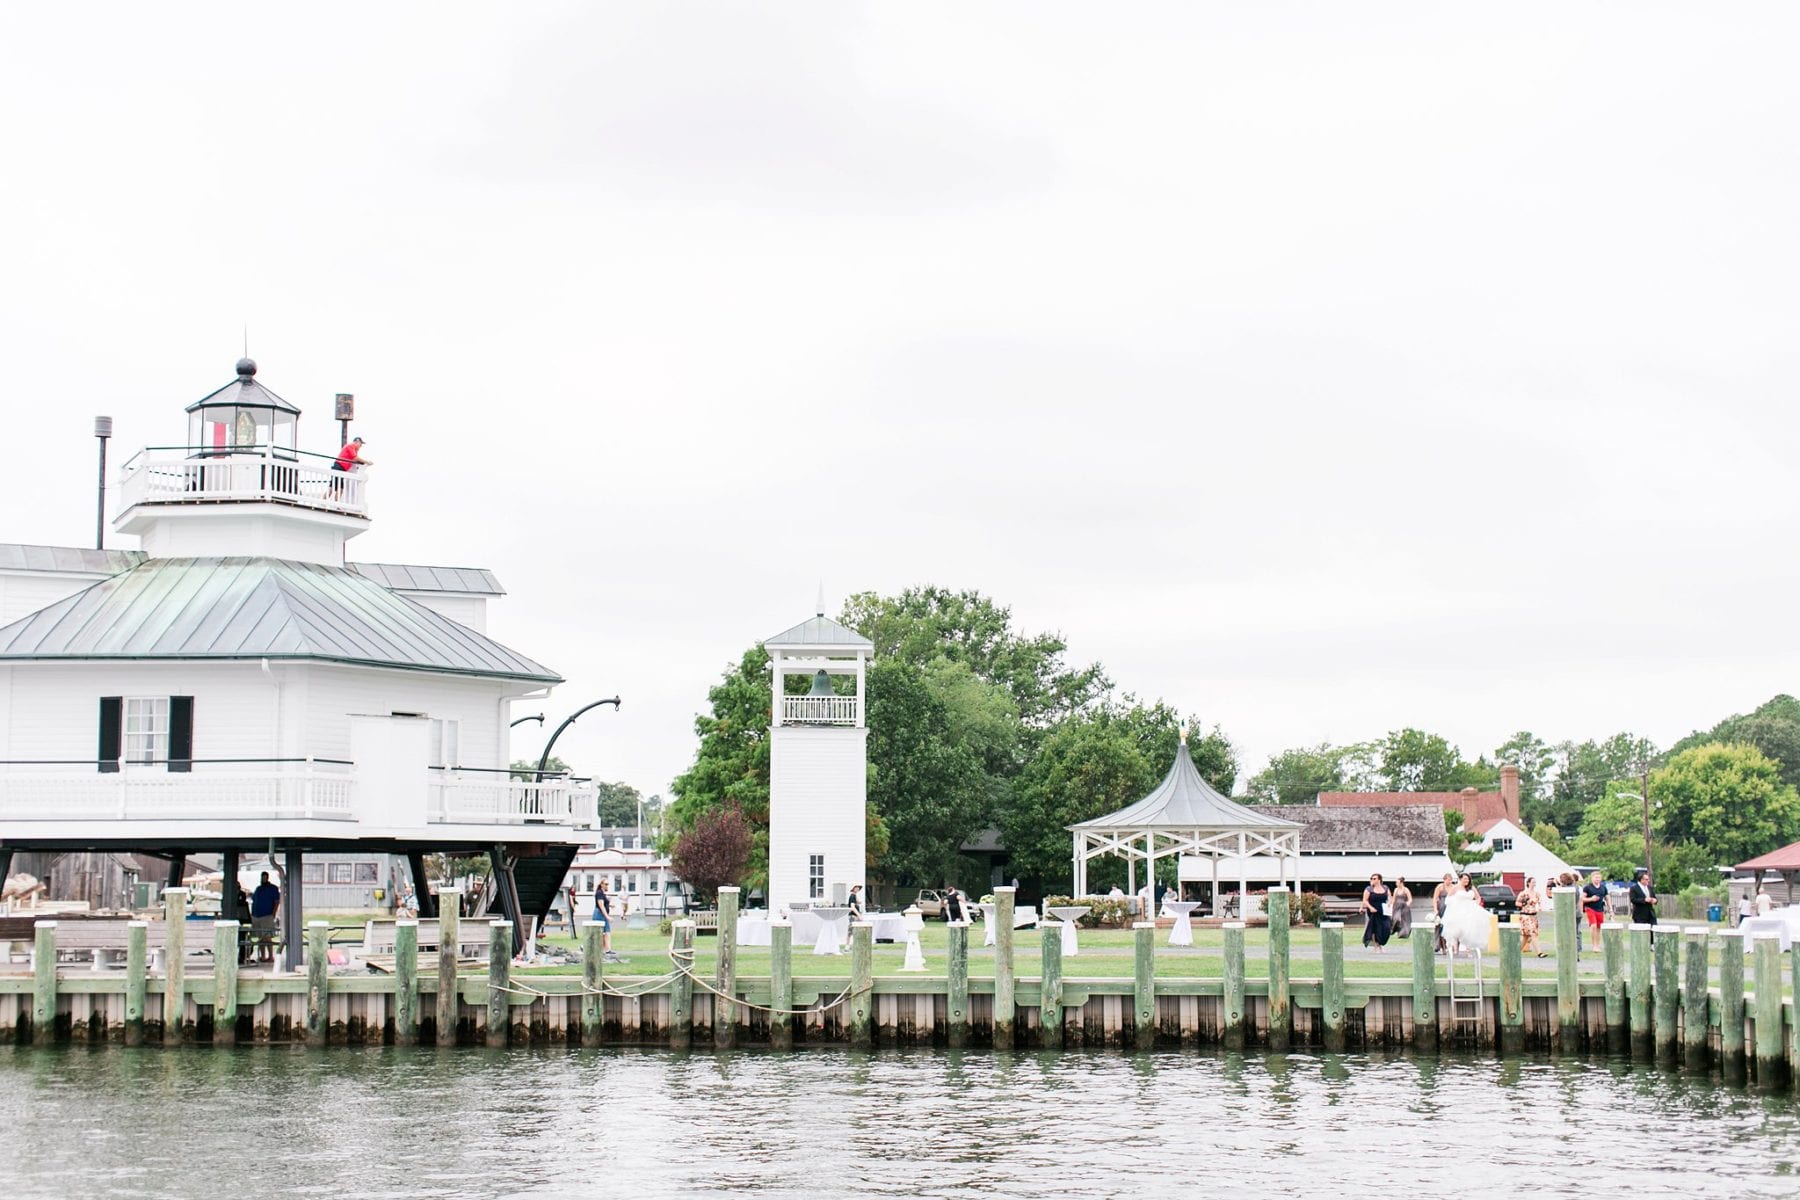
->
[[2, 1046, 1797, 1198]]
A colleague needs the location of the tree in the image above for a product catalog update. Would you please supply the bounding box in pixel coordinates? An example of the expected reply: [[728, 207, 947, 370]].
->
[[1529, 821, 1566, 854], [666, 646, 773, 887], [1542, 732, 1657, 835], [1651, 743, 1800, 867], [1444, 810, 1490, 868], [1000, 709, 1160, 888], [1378, 729, 1495, 792], [865, 657, 989, 885], [510, 755, 569, 780], [843, 587, 1108, 729], [1246, 743, 1352, 805], [592, 781, 650, 828], [670, 802, 753, 906], [1494, 731, 1556, 818], [1670, 695, 1800, 793]]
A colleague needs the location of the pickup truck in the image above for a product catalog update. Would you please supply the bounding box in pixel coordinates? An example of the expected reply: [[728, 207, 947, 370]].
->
[[913, 889, 952, 920]]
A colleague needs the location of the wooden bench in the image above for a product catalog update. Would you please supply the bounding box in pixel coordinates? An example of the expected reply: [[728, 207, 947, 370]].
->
[[38, 918, 219, 967], [362, 916, 502, 958]]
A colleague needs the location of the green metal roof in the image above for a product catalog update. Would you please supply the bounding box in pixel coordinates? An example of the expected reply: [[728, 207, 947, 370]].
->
[[0, 557, 559, 683]]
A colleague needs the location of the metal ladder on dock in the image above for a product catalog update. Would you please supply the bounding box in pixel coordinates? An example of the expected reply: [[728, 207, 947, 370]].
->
[[1446, 949, 1485, 1022]]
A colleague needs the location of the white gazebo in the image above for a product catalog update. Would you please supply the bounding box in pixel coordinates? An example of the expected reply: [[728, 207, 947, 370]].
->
[[1070, 737, 1302, 915]]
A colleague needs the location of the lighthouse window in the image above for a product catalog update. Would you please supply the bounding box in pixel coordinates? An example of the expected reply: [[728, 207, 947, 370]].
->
[[123, 698, 170, 766], [809, 855, 825, 899]]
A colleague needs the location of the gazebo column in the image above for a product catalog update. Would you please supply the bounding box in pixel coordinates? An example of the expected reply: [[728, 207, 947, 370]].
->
[[1211, 853, 1221, 917], [1072, 832, 1084, 898], [1145, 834, 1156, 917], [1237, 832, 1248, 915]]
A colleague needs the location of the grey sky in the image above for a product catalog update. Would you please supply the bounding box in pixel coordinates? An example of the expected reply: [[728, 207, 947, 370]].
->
[[4, 3, 1797, 797]]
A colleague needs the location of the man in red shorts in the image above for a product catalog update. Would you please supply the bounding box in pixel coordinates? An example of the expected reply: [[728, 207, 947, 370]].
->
[[1580, 869, 1609, 950]]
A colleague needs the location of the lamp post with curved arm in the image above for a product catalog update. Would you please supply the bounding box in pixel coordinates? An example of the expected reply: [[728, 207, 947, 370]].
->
[[511, 713, 545, 729], [535, 697, 622, 782]]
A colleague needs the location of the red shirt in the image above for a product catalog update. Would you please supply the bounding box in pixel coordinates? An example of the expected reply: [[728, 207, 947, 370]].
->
[[335, 443, 360, 470]]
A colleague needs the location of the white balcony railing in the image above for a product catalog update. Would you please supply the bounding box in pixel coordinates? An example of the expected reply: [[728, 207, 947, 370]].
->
[[780, 694, 861, 726], [428, 775, 596, 826], [118, 445, 369, 519], [0, 763, 356, 821]]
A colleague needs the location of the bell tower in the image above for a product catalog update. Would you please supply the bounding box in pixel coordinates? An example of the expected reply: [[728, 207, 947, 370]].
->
[[763, 602, 872, 910]]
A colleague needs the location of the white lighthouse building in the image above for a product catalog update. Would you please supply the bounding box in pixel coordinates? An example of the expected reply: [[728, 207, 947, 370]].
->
[[0, 357, 594, 959], [763, 608, 871, 909]]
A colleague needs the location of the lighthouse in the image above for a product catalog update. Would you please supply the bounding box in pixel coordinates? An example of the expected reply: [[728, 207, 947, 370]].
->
[[762, 604, 871, 909]]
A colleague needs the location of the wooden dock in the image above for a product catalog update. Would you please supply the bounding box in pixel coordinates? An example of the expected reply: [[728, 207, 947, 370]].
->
[[3, 886, 1797, 1088]]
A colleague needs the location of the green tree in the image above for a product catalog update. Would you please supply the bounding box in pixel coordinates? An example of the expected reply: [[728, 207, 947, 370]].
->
[[1670, 695, 1800, 793], [1378, 729, 1496, 792], [843, 587, 1108, 729], [1444, 810, 1490, 868], [1651, 743, 1800, 867], [1246, 743, 1352, 805], [666, 646, 774, 887], [866, 657, 989, 885], [1544, 733, 1657, 835], [1528, 821, 1566, 854], [1000, 709, 1160, 888], [1495, 731, 1556, 818]]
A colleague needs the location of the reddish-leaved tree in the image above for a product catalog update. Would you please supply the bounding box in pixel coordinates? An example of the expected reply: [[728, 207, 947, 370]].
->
[[671, 802, 753, 906]]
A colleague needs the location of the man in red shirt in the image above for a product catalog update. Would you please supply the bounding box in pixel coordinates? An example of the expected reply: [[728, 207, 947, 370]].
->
[[334, 436, 371, 472]]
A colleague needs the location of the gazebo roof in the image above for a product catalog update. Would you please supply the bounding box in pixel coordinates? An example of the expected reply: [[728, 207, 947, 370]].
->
[[1736, 840, 1800, 873], [1071, 742, 1302, 833]]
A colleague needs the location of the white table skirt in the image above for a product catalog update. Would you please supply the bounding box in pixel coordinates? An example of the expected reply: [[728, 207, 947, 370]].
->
[[1741, 911, 1800, 951], [1165, 902, 1201, 947], [980, 905, 1039, 946], [738, 913, 773, 947]]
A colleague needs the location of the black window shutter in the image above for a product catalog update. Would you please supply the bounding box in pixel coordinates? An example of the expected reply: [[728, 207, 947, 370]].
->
[[168, 696, 194, 773], [98, 697, 122, 773]]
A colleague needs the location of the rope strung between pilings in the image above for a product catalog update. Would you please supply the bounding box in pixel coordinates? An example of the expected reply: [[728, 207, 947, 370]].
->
[[484, 941, 868, 1018]]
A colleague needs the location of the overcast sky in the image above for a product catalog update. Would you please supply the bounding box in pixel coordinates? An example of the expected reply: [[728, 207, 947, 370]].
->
[[3, 3, 1797, 797]]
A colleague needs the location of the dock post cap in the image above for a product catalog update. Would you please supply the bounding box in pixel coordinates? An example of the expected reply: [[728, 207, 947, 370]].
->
[[1223, 921, 1246, 930], [1132, 921, 1155, 930], [307, 919, 330, 927], [396, 919, 419, 927]]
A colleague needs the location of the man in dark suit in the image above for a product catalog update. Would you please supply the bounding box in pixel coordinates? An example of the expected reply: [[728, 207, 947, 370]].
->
[[1629, 868, 1658, 932]]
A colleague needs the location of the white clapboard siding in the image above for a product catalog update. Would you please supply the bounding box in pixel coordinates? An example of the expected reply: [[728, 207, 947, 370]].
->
[[768, 724, 869, 910], [0, 662, 278, 763], [299, 665, 508, 769]]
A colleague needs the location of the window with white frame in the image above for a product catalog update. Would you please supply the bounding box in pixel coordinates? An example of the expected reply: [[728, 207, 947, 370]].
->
[[627, 876, 638, 893], [123, 698, 169, 766], [809, 854, 825, 899], [428, 718, 460, 768], [328, 863, 354, 884], [1492, 837, 1514, 852], [354, 863, 379, 884], [302, 863, 325, 884]]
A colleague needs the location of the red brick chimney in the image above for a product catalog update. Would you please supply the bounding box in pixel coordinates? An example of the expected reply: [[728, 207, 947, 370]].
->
[[1499, 763, 1521, 823]]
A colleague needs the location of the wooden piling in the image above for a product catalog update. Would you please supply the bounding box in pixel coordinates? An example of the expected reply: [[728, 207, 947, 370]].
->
[[946, 922, 969, 1049], [1040, 922, 1064, 1050], [850, 921, 873, 1050], [395, 920, 419, 1046], [1791, 935, 1800, 1091], [1552, 887, 1580, 1048], [993, 887, 1017, 1050], [306, 920, 330, 1046], [212, 921, 239, 1045], [669, 920, 694, 1050], [436, 888, 461, 1047], [1753, 933, 1785, 1087], [1133, 922, 1156, 1051], [715, 887, 740, 1050], [1654, 926, 1680, 1063], [580, 921, 603, 1046], [124, 921, 147, 1047], [32, 922, 56, 1046], [1628, 923, 1653, 1059], [487, 920, 512, 1048], [1320, 922, 1346, 1052], [162, 888, 189, 1045], [1601, 922, 1627, 1054], [1681, 929, 1710, 1071], [1222, 921, 1246, 1051], [1499, 923, 1523, 1055], [770, 920, 793, 1050], [1266, 888, 1291, 1052], [1719, 930, 1746, 1080], [1411, 921, 1436, 1053]]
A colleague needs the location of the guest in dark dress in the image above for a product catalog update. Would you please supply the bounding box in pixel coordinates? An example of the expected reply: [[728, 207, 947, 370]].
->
[[1361, 873, 1393, 951], [1390, 877, 1413, 939]]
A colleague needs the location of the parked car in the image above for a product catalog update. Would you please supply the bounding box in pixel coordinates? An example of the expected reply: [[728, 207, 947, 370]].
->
[[1477, 884, 1519, 918], [913, 889, 951, 919]]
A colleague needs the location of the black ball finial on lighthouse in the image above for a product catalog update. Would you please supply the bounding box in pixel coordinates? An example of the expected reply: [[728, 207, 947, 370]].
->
[[235, 357, 257, 378]]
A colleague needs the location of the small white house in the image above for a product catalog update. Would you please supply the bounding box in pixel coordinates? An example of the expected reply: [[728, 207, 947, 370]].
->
[[0, 356, 596, 959], [1474, 818, 1572, 883], [562, 827, 687, 918]]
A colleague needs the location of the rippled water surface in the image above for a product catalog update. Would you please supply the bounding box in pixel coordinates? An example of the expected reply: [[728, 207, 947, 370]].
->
[[3, 1046, 1798, 1198]]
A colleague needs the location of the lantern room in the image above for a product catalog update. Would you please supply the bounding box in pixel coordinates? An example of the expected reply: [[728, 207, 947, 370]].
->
[[185, 358, 300, 457]]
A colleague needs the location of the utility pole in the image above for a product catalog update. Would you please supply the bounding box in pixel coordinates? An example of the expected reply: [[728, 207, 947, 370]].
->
[[1640, 762, 1654, 879], [93, 416, 112, 549]]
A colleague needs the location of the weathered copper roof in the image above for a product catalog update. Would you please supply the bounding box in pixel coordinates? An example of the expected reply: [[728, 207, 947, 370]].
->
[[0, 556, 558, 682]]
